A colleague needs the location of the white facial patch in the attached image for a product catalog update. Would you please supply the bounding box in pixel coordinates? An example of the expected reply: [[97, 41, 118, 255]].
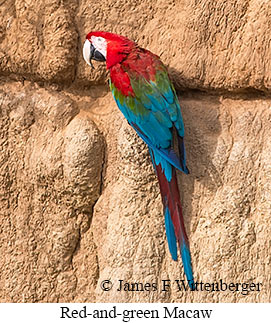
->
[[90, 36, 107, 59], [83, 40, 92, 66]]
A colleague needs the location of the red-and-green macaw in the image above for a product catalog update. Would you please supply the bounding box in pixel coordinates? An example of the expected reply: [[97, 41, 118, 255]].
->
[[83, 31, 194, 287]]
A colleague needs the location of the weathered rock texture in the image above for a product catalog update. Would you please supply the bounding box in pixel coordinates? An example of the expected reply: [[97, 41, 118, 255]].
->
[[0, 0, 270, 302]]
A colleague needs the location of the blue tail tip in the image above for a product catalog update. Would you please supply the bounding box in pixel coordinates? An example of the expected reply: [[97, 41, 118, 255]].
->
[[188, 279, 195, 291], [181, 244, 194, 290]]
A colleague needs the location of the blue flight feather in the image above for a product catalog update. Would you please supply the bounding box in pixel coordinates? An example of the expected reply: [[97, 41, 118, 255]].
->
[[130, 122, 188, 178]]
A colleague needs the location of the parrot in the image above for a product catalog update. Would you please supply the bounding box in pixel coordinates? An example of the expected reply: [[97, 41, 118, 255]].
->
[[83, 31, 194, 288]]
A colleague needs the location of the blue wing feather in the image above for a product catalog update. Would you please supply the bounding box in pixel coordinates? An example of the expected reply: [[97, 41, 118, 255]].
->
[[110, 75, 188, 176]]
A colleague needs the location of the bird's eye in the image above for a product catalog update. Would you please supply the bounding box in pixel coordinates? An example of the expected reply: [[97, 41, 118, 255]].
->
[[97, 37, 102, 42]]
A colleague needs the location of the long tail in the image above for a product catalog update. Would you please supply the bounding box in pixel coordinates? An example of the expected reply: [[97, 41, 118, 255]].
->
[[154, 160, 194, 288]]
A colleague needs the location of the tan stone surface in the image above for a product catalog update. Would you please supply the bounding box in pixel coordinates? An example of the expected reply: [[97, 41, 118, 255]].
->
[[1, 0, 271, 90], [0, 0, 271, 303], [0, 81, 104, 301]]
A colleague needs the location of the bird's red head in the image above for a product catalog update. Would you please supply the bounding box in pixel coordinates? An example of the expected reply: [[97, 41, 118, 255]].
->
[[83, 31, 136, 69]]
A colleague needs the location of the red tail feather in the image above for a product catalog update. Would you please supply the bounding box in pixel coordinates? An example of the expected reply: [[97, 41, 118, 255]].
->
[[156, 164, 189, 246], [156, 164, 194, 285]]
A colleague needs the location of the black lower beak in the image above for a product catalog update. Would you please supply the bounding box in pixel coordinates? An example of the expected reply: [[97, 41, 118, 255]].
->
[[89, 43, 106, 68]]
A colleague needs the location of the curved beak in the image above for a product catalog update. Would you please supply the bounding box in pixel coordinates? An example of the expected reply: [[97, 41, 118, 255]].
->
[[83, 40, 106, 69]]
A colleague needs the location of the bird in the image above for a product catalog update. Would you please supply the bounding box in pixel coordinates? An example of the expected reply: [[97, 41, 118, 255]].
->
[[83, 31, 194, 288]]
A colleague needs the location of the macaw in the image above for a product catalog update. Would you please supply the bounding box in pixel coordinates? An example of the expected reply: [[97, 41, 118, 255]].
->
[[83, 31, 194, 288]]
